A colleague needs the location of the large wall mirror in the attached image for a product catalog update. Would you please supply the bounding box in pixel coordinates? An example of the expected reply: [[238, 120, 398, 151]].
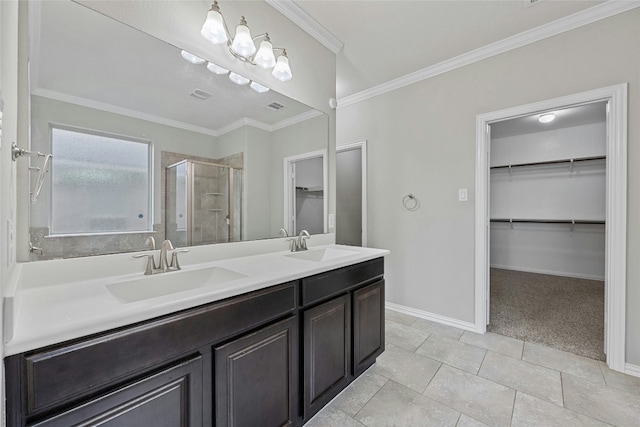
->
[[25, 0, 329, 260]]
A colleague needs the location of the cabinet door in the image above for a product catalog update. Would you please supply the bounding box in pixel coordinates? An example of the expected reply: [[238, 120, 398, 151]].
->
[[353, 280, 385, 376], [30, 357, 202, 427], [303, 294, 351, 418], [214, 317, 298, 427]]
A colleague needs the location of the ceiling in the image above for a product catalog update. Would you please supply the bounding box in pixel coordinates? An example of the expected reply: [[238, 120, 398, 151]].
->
[[31, 1, 316, 136], [293, 0, 604, 99], [490, 101, 607, 139]]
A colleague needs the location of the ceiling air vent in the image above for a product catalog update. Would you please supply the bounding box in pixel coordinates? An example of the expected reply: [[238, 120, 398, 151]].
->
[[190, 89, 212, 100], [265, 101, 285, 111]]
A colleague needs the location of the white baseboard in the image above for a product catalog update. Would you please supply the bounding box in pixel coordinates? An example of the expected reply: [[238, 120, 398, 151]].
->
[[385, 302, 477, 333], [625, 363, 640, 378], [490, 264, 605, 282]]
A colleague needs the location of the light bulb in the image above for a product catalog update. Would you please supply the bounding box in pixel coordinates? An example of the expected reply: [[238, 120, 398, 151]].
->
[[206, 62, 229, 75], [180, 50, 206, 65], [231, 17, 256, 57], [539, 113, 555, 123], [250, 81, 270, 94], [201, 3, 227, 44], [272, 51, 292, 82], [228, 72, 250, 85], [254, 39, 276, 69]]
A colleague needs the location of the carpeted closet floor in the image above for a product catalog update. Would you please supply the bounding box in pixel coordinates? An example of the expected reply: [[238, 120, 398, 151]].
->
[[488, 268, 605, 361]]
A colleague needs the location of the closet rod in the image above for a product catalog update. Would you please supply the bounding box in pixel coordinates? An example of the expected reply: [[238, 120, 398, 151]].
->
[[490, 155, 605, 170], [490, 218, 605, 225]]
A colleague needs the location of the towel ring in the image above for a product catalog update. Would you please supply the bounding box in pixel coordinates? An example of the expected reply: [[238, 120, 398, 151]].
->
[[402, 193, 419, 211]]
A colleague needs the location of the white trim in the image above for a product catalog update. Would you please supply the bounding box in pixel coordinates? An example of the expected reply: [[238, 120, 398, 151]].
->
[[490, 265, 604, 282], [270, 109, 324, 131], [625, 363, 640, 378], [265, 0, 344, 54], [475, 84, 628, 372], [337, 1, 640, 109], [283, 149, 328, 234], [32, 88, 220, 137], [386, 302, 477, 332], [336, 140, 368, 247], [33, 88, 323, 138]]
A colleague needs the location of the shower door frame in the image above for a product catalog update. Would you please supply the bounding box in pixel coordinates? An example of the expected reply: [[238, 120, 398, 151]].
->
[[167, 159, 242, 246]]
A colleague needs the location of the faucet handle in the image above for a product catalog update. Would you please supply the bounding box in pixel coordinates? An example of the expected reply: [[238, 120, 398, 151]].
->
[[170, 248, 190, 270], [133, 253, 157, 275]]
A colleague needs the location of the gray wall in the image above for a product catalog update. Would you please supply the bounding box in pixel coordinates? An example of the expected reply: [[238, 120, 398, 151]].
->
[[337, 10, 640, 365]]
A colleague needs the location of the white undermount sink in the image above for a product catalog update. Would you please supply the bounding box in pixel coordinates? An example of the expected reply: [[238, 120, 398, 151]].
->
[[285, 247, 359, 262], [106, 267, 247, 303]]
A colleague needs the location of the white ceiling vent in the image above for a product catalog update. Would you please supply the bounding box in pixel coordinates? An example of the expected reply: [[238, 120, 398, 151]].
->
[[190, 89, 212, 100], [526, 0, 545, 7], [265, 101, 286, 111]]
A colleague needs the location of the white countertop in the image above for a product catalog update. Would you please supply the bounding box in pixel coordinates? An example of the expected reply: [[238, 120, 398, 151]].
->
[[4, 241, 388, 356]]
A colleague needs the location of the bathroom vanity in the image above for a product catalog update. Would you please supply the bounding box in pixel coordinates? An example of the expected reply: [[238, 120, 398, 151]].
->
[[4, 244, 387, 426]]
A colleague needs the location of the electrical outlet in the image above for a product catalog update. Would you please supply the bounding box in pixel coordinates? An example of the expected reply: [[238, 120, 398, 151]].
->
[[458, 188, 468, 202], [328, 213, 335, 229]]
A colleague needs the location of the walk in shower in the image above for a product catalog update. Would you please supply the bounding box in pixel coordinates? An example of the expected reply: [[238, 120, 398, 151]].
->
[[165, 160, 242, 247]]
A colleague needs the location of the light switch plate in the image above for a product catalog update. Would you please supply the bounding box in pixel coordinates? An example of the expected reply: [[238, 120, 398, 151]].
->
[[328, 213, 335, 228], [458, 188, 468, 202]]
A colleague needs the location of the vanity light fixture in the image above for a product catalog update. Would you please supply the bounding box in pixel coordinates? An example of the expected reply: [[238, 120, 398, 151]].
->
[[538, 113, 555, 123], [228, 72, 250, 86], [200, 1, 292, 82], [180, 50, 206, 65], [249, 81, 270, 94], [206, 61, 229, 75]]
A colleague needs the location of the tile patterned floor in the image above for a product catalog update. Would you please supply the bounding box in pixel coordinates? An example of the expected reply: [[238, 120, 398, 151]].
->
[[305, 309, 640, 427]]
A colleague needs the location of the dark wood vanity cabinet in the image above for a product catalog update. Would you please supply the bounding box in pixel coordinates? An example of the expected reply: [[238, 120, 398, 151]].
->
[[214, 316, 298, 427], [5, 258, 385, 427], [29, 357, 203, 427], [303, 294, 351, 418]]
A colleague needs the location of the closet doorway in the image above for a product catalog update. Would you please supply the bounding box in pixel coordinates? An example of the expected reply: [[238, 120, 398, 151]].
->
[[474, 85, 627, 372], [488, 102, 606, 360], [336, 141, 367, 246]]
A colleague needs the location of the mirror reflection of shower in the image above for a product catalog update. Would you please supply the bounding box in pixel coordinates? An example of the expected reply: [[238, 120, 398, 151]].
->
[[166, 160, 242, 247]]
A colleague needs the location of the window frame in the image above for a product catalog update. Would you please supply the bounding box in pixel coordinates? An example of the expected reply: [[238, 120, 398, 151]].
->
[[48, 124, 154, 236]]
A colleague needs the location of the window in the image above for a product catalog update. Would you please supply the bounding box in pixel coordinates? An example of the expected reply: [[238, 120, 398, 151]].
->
[[50, 126, 152, 235]]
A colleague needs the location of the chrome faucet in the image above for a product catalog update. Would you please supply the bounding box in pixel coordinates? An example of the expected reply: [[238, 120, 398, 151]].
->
[[159, 239, 174, 273], [289, 230, 310, 252], [133, 239, 189, 275], [145, 236, 156, 250], [279, 227, 289, 237]]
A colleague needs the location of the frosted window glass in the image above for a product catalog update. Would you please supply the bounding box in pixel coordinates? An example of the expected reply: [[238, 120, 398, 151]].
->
[[51, 127, 151, 235]]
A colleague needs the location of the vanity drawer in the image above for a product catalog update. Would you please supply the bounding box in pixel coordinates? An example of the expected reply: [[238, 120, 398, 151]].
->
[[301, 258, 384, 306], [17, 281, 297, 415]]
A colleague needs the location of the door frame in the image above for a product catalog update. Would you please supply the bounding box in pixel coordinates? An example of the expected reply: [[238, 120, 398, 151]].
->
[[283, 149, 328, 235], [336, 141, 368, 247], [474, 84, 627, 372]]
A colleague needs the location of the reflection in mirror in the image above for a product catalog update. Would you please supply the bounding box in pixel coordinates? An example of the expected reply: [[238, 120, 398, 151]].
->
[[26, 0, 329, 260]]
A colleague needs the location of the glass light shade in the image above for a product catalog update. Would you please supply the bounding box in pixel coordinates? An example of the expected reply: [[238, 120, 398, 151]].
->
[[249, 81, 270, 94], [180, 50, 206, 65], [201, 9, 227, 44], [206, 62, 229, 75], [228, 72, 250, 85], [231, 23, 256, 57], [272, 54, 292, 82], [254, 40, 276, 69], [539, 113, 555, 123]]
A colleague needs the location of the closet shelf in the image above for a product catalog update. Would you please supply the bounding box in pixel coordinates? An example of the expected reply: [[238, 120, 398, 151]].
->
[[490, 155, 605, 170], [490, 218, 605, 225]]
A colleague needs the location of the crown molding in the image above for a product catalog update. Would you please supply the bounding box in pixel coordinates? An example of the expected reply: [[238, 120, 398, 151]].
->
[[32, 88, 221, 137], [217, 109, 324, 136], [265, 0, 343, 54], [271, 109, 323, 131], [34, 88, 327, 138], [337, 0, 640, 109]]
